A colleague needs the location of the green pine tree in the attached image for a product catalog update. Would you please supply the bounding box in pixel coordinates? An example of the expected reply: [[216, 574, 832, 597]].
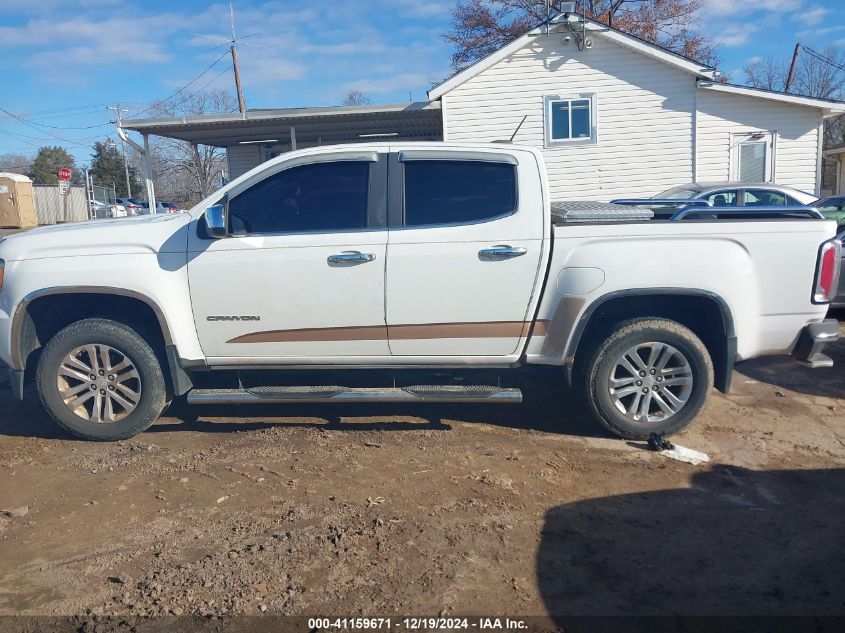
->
[[28, 146, 77, 185], [90, 140, 142, 198]]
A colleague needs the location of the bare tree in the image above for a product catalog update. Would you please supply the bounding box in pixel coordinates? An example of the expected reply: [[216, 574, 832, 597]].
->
[[342, 90, 374, 106], [745, 45, 845, 99], [0, 153, 33, 176], [141, 90, 237, 206], [795, 45, 845, 101], [444, 0, 716, 72], [744, 45, 845, 149], [743, 56, 789, 91]]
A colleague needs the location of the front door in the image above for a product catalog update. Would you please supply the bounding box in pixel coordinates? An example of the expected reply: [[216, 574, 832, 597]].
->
[[188, 154, 390, 361], [731, 132, 775, 182], [385, 150, 547, 358]]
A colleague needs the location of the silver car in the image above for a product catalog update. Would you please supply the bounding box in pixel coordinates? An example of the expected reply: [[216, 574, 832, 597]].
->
[[652, 182, 817, 218], [89, 200, 127, 219]]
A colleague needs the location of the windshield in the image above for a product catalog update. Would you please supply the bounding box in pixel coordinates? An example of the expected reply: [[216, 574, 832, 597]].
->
[[654, 186, 700, 200]]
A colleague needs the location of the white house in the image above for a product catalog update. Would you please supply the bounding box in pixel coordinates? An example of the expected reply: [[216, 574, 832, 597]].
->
[[428, 12, 845, 200], [123, 11, 845, 201]]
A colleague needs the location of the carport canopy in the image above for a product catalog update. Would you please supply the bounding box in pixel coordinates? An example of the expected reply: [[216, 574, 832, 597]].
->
[[121, 101, 443, 150]]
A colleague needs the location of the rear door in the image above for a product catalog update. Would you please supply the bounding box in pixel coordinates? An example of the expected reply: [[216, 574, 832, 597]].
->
[[384, 148, 547, 358]]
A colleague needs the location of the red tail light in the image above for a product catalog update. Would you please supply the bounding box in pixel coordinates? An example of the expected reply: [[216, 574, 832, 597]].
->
[[813, 239, 841, 304]]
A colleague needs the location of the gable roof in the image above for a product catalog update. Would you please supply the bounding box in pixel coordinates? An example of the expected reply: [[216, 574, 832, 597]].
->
[[428, 11, 845, 116], [428, 12, 717, 101]]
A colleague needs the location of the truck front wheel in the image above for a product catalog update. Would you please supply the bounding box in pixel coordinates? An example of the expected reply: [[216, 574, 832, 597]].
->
[[36, 319, 168, 441], [583, 318, 714, 439]]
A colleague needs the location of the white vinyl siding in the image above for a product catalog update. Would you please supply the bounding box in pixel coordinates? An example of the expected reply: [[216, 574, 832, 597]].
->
[[696, 89, 820, 194], [442, 33, 695, 201], [226, 144, 262, 180]]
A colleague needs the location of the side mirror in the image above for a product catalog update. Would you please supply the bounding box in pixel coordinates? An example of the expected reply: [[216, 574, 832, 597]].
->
[[204, 203, 227, 239]]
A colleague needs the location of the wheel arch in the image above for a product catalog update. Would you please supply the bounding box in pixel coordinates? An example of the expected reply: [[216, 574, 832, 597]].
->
[[565, 288, 737, 393], [10, 287, 190, 396]]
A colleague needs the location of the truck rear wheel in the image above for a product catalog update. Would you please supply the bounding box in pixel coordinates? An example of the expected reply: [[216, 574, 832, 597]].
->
[[583, 318, 713, 439], [36, 319, 167, 441]]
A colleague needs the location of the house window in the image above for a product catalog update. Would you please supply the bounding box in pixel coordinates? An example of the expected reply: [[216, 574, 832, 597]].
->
[[545, 95, 594, 144]]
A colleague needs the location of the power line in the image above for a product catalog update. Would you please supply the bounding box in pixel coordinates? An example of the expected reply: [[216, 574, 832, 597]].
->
[[0, 126, 111, 149], [0, 107, 96, 144], [154, 63, 234, 116], [127, 50, 230, 119], [802, 46, 845, 73], [0, 105, 112, 130]]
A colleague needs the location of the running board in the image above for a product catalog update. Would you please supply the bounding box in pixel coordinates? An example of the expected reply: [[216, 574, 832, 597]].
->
[[187, 385, 522, 405]]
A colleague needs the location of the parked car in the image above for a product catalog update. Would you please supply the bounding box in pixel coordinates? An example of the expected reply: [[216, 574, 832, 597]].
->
[[115, 198, 144, 216], [159, 201, 180, 213], [813, 196, 845, 229], [0, 143, 839, 442], [650, 182, 817, 218], [139, 201, 169, 214], [89, 200, 127, 219]]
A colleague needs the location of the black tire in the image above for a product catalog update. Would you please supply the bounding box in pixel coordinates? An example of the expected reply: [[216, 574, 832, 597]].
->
[[36, 319, 167, 441], [582, 318, 714, 439]]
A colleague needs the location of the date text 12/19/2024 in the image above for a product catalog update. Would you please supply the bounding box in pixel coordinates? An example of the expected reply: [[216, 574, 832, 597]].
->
[[308, 618, 529, 630]]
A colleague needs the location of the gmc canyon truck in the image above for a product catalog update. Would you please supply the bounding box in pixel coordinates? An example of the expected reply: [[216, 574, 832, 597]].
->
[[0, 143, 840, 441]]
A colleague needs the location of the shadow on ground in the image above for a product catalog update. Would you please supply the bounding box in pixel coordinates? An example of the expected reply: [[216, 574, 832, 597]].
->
[[538, 465, 845, 628], [0, 367, 607, 441], [737, 319, 845, 399]]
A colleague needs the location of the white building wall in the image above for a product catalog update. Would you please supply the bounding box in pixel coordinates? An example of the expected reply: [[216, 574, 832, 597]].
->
[[226, 144, 262, 180], [696, 89, 820, 194], [442, 33, 696, 201]]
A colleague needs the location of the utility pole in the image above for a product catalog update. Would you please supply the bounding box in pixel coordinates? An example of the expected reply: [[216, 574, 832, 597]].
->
[[230, 3, 246, 114], [196, 3, 260, 113], [107, 104, 132, 197], [786, 43, 801, 93]]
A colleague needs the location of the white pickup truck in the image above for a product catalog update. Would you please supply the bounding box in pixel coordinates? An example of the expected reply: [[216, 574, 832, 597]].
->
[[0, 143, 840, 441]]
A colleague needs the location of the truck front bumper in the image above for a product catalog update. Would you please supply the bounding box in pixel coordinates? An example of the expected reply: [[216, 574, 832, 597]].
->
[[792, 319, 839, 368]]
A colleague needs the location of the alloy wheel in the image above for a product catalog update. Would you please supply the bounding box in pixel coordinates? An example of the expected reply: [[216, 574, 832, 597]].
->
[[56, 344, 142, 423], [607, 342, 693, 423]]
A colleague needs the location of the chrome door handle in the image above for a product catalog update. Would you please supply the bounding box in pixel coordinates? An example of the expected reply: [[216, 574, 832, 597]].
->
[[478, 245, 528, 261], [328, 250, 376, 264]]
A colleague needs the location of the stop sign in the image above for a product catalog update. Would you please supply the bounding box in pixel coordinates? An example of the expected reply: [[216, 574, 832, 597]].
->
[[57, 167, 72, 181]]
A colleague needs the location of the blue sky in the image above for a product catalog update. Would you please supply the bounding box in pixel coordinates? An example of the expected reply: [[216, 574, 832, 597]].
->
[[0, 0, 843, 166]]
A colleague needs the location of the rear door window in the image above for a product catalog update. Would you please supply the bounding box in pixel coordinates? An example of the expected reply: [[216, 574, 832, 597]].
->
[[402, 160, 517, 227], [703, 190, 737, 207], [744, 189, 787, 206]]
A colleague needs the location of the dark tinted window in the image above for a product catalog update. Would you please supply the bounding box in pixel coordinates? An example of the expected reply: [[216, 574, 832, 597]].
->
[[403, 160, 516, 226], [704, 190, 737, 207], [229, 161, 370, 234], [744, 190, 787, 206]]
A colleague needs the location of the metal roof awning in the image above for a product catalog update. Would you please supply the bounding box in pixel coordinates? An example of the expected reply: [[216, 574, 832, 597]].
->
[[121, 102, 443, 147]]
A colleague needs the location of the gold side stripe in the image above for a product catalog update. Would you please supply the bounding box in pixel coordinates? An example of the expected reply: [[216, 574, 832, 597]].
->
[[227, 320, 550, 344]]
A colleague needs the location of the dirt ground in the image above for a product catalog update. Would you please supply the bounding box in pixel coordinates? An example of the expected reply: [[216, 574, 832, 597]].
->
[[0, 321, 844, 627]]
